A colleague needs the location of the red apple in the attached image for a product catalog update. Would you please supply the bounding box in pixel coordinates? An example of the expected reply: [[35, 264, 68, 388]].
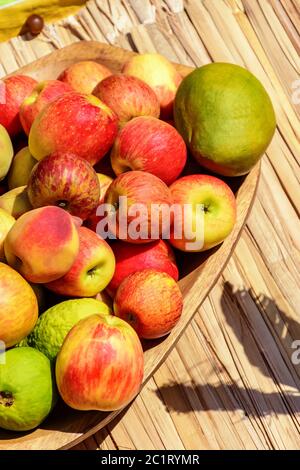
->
[[104, 170, 173, 243], [114, 269, 183, 339], [4, 206, 80, 283], [107, 239, 178, 297], [122, 53, 182, 120], [93, 74, 160, 126], [85, 173, 113, 232], [169, 174, 237, 252], [28, 92, 118, 165], [46, 227, 115, 297], [0, 75, 37, 136], [0, 262, 38, 348], [110, 116, 187, 185], [56, 313, 144, 411], [27, 152, 100, 220], [58, 61, 112, 95], [20, 80, 73, 135]]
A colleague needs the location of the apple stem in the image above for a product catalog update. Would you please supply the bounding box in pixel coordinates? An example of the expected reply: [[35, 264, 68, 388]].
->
[[56, 200, 69, 209], [126, 313, 136, 324]]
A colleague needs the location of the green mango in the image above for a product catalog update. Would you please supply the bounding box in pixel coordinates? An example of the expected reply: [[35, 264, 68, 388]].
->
[[174, 63, 276, 176]]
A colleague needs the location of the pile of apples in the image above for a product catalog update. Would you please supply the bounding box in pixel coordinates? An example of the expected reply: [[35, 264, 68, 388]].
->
[[0, 54, 237, 425]]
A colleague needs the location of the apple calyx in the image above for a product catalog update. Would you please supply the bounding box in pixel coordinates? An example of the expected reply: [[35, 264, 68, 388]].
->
[[87, 265, 101, 278]]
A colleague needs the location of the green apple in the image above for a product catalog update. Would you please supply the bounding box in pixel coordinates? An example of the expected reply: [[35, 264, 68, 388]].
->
[[0, 124, 14, 181], [0, 186, 32, 219], [0, 347, 55, 431], [8, 147, 37, 190]]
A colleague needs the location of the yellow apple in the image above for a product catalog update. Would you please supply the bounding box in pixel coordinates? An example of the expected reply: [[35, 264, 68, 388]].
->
[[85, 173, 113, 232], [122, 53, 182, 120], [0, 208, 15, 261], [8, 147, 37, 189], [0, 186, 32, 219], [0, 262, 38, 348], [0, 124, 14, 181]]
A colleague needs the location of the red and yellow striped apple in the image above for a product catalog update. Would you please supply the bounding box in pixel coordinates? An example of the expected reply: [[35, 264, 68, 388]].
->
[[56, 313, 144, 411], [4, 206, 80, 283], [107, 239, 178, 297], [110, 116, 187, 185], [58, 60, 112, 95], [122, 53, 182, 120], [93, 74, 160, 126], [114, 269, 183, 339], [0, 75, 37, 136], [20, 79, 73, 135], [104, 170, 173, 243], [169, 174, 237, 252], [46, 227, 115, 297], [27, 152, 100, 220], [28, 92, 118, 165], [0, 262, 38, 348]]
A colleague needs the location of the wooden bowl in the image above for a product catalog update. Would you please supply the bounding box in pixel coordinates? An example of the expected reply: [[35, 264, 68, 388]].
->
[[0, 42, 260, 449]]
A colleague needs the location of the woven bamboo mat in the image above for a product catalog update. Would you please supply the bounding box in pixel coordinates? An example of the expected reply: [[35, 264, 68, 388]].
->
[[1, 0, 299, 450]]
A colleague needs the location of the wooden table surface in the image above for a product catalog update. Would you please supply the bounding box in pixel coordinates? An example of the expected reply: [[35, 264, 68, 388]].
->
[[0, 0, 299, 450]]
